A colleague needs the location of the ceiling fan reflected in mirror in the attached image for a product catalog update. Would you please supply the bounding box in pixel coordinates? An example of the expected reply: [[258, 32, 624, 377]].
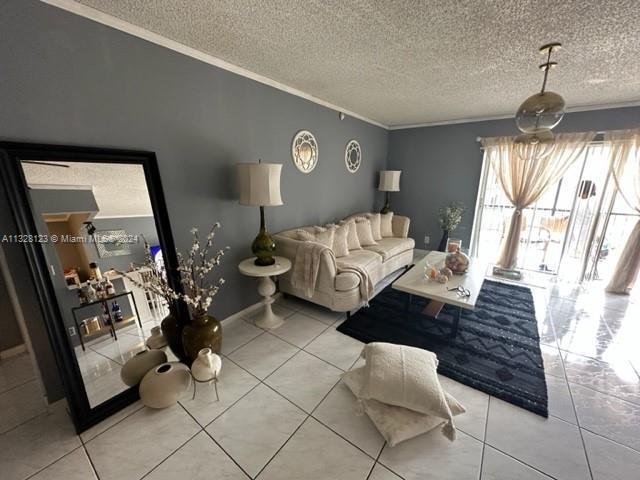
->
[[22, 160, 70, 168]]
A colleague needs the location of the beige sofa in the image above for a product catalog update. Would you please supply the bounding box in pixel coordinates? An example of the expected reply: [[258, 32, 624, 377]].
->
[[274, 213, 414, 313]]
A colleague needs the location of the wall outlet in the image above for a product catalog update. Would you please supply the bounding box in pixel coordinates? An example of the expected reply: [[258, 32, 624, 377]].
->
[[68, 326, 76, 336], [424, 235, 430, 245]]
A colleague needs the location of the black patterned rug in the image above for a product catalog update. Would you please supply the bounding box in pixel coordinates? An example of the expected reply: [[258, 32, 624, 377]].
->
[[336, 279, 548, 417]]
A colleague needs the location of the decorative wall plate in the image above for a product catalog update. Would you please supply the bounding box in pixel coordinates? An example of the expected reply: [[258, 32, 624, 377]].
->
[[291, 130, 318, 173], [345, 139, 362, 173]]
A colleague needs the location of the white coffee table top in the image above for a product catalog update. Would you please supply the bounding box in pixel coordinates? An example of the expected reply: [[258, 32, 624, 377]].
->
[[238, 256, 292, 277], [392, 251, 487, 310]]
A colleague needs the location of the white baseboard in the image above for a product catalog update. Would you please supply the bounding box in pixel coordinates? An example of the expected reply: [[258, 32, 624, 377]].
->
[[221, 293, 281, 326], [0, 343, 27, 360]]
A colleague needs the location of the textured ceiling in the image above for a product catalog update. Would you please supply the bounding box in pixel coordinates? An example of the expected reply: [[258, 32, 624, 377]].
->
[[71, 0, 640, 127], [23, 161, 153, 218]]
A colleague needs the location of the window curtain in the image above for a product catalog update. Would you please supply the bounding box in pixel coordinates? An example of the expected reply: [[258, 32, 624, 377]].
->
[[481, 132, 596, 269], [605, 129, 640, 294]]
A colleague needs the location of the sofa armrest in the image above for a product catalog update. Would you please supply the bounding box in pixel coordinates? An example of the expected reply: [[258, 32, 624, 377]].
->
[[392, 215, 410, 238], [274, 235, 337, 280]]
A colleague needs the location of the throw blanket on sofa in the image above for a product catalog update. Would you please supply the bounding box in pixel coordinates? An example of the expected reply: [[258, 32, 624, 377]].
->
[[291, 241, 373, 304]]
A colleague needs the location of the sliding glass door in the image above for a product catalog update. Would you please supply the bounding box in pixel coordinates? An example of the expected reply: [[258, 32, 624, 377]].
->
[[470, 142, 639, 286]]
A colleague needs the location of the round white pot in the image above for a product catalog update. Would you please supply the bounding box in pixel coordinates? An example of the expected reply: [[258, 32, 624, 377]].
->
[[139, 362, 191, 409], [120, 349, 167, 387]]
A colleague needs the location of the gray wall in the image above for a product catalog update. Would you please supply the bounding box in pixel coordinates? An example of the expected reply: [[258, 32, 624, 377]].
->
[[388, 106, 640, 251], [0, 275, 23, 352], [0, 0, 387, 400]]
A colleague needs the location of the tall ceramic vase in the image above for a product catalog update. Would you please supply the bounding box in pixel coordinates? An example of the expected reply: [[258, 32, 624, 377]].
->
[[161, 306, 189, 363], [182, 311, 222, 363], [437, 230, 449, 252]]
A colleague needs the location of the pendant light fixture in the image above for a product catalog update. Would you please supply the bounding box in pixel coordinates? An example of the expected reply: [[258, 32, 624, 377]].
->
[[514, 42, 565, 161]]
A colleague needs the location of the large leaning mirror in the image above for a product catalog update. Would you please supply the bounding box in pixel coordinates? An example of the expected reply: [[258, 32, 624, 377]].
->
[[0, 143, 182, 432]]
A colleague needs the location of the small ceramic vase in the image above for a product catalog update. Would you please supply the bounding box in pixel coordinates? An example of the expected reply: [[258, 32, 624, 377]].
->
[[191, 348, 222, 382], [120, 349, 167, 387], [139, 362, 192, 409], [146, 326, 168, 350]]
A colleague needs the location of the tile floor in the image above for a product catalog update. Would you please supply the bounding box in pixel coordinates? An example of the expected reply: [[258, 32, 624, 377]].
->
[[2, 275, 640, 479]]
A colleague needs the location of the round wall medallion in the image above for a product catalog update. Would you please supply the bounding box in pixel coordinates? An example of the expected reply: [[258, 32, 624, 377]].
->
[[345, 139, 362, 173], [291, 130, 318, 173]]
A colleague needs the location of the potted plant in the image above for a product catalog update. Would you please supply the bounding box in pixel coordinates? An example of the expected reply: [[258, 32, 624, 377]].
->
[[119, 223, 229, 363], [437, 202, 465, 252]]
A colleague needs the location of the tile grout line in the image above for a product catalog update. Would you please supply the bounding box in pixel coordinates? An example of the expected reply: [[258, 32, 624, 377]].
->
[[549, 306, 595, 480], [252, 369, 347, 479], [477, 395, 491, 480], [78, 434, 102, 480], [0, 376, 37, 396]]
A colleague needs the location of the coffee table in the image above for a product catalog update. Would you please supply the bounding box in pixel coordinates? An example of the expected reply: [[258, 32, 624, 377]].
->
[[392, 251, 487, 337]]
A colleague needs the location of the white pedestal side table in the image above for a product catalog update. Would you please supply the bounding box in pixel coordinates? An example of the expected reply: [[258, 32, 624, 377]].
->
[[238, 256, 292, 329]]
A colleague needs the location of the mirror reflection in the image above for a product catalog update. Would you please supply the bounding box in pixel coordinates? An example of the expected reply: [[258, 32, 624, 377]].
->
[[21, 160, 172, 408]]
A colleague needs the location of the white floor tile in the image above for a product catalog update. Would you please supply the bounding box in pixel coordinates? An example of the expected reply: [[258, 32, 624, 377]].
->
[[304, 327, 364, 370], [220, 320, 263, 355], [228, 333, 299, 379], [545, 374, 577, 424], [85, 405, 200, 480], [0, 353, 36, 393], [313, 381, 385, 458], [562, 351, 640, 405], [481, 446, 553, 479], [0, 404, 81, 480], [0, 379, 46, 434], [30, 447, 98, 480], [368, 463, 402, 480], [80, 400, 143, 443], [297, 303, 346, 326], [145, 431, 248, 479], [582, 429, 640, 480], [265, 350, 342, 412], [438, 375, 489, 440], [207, 384, 306, 477], [257, 417, 374, 480], [570, 382, 640, 451], [540, 344, 565, 378], [179, 358, 259, 426], [485, 398, 590, 480], [244, 303, 295, 326], [268, 312, 328, 348], [379, 428, 483, 480]]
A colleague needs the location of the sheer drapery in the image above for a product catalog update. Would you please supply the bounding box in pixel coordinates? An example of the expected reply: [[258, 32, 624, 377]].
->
[[605, 129, 640, 294], [481, 132, 596, 269]]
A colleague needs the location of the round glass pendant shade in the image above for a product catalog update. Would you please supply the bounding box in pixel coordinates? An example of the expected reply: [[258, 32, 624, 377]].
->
[[515, 130, 556, 162], [515, 91, 565, 133]]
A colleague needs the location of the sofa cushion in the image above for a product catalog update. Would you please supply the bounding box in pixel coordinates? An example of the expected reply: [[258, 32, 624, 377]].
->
[[338, 249, 382, 272], [296, 228, 334, 249], [380, 212, 394, 237], [364, 237, 415, 261], [335, 271, 360, 291], [354, 217, 377, 246], [339, 220, 362, 251], [367, 213, 383, 240]]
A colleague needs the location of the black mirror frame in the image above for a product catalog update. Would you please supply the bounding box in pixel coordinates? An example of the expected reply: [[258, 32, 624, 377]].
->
[[0, 141, 185, 433]]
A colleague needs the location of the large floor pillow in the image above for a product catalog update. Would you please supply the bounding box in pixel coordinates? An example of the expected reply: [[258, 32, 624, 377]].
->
[[342, 367, 465, 445], [359, 342, 459, 440]]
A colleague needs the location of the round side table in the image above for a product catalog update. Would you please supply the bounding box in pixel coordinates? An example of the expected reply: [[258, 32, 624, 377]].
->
[[238, 256, 292, 329]]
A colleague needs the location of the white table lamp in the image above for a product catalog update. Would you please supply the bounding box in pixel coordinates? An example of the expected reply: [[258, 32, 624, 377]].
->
[[237, 162, 283, 266], [378, 170, 401, 213]]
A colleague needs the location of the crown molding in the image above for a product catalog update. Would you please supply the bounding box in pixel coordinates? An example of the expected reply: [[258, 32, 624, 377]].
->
[[388, 101, 640, 131], [41, 0, 388, 130]]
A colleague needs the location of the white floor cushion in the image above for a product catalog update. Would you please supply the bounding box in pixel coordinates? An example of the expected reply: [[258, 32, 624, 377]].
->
[[342, 367, 465, 446], [359, 342, 459, 440]]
